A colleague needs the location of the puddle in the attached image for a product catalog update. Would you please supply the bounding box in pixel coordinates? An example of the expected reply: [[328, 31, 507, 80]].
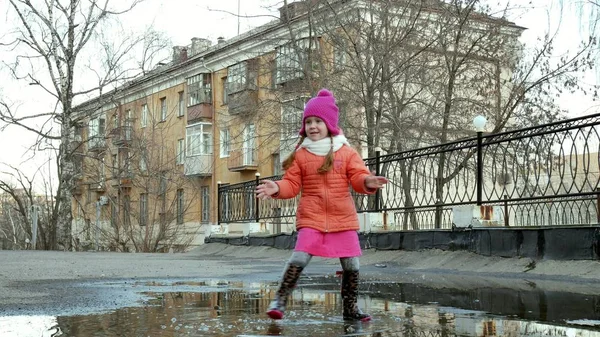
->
[[2, 278, 600, 336]]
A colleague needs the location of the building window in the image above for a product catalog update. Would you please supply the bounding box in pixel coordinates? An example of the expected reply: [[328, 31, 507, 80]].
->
[[276, 39, 318, 84], [226, 62, 248, 94], [141, 104, 148, 127], [123, 195, 131, 228], [281, 97, 306, 140], [186, 124, 213, 156], [178, 91, 185, 117], [139, 150, 147, 172], [177, 189, 184, 225], [112, 154, 118, 177], [272, 153, 281, 176], [243, 124, 256, 166], [88, 116, 105, 148], [113, 112, 119, 129], [139, 193, 148, 226], [222, 76, 228, 105], [160, 97, 167, 121], [220, 129, 230, 158], [280, 98, 306, 159], [201, 186, 210, 223], [177, 138, 185, 164], [187, 74, 212, 106], [333, 40, 347, 70], [97, 157, 105, 188], [122, 150, 132, 176]]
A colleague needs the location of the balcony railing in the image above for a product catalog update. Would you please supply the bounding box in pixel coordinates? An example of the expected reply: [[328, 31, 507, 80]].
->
[[112, 172, 133, 187], [228, 148, 258, 172], [89, 180, 106, 192], [228, 89, 258, 115], [111, 126, 133, 146], [184, 154, 212, 176]]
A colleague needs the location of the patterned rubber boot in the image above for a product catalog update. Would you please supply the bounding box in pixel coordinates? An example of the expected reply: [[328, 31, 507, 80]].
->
[[341, 270, 371, 321], [267, 264, 304, 319]]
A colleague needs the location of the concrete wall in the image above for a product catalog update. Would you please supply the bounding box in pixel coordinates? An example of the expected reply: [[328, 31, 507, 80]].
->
[[205, 226, 600, 261]]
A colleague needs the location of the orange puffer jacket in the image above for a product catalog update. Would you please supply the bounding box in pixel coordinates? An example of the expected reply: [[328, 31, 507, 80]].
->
[[274, 145, 375, 233]]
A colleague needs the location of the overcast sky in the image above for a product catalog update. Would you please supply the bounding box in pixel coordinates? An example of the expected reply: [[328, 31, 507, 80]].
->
[[0, 0, 597, 187]]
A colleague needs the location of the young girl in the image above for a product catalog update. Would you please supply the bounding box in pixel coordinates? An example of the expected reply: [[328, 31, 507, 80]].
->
[[256, 89, 388, 322]]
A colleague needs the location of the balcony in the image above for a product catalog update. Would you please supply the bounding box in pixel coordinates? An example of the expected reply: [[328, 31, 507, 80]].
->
[[228, 89, 258, 115], [228, 148, 258, 172], [89, 181, 106, 192], [184, 154, 212, 176], [112, 172, 133, 188], [88, 137, 106, 152], [187, 89, 213, 124], [111, 126, 133, 146]]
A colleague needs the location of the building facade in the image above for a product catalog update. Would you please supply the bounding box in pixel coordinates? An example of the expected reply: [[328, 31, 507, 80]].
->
[[71, 0, 524, 251]]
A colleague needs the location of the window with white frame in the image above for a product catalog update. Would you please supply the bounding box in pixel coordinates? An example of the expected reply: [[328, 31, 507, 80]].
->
[[187, 74, 212, 106], [220, 129, 230, 158], [201, 186, 210, 223], [88, 117, 106, 147], [226, 62, 248, 94], [275, 39, 318, 84], [139, 149, 148, 172], [178, 91, 185, 117], [186, 124, 213, 156], [177, 138, 185, 164], [160, 97, 167, 121], [139, 155, 147, 172], [141, 104, 148, 127], [281, 97, 307, 140], [177, 189, 184, 224]]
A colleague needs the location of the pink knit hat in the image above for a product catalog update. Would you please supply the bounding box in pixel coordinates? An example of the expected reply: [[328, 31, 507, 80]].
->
[[299, 89, 341, 136]]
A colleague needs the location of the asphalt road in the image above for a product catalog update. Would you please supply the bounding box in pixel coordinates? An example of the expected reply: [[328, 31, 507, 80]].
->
[[2, 243, 600, 318]]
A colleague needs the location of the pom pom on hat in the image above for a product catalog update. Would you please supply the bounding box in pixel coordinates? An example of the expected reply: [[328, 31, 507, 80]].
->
[[299, 89, 341, 136]]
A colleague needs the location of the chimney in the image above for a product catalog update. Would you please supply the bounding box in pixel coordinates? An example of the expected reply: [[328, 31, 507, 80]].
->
[[172, 46, 188, 63], [217, 37, 226, 44], [279, 0, 319, 22], [190, 37, 212, 56]]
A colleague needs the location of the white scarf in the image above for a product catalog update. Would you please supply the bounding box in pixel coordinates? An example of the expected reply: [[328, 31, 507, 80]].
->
[[298, 135, 350, 156]]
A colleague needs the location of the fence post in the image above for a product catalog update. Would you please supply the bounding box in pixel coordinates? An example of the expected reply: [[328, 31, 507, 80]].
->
[[596, 188, 600, 224], [476, 131, 483, 206], [255, 172, 261, 223], [375, 147, 381, 212], [503, 194, 509, 227], [473, 115, 486, 206], [217, 181, 221, 224]]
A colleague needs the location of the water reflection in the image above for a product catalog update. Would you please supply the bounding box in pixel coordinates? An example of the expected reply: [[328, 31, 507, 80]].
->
[[2, 279, 600, 336]]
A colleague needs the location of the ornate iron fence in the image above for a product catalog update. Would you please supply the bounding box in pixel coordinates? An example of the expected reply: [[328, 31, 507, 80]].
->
[[219, 112, 600, 229]]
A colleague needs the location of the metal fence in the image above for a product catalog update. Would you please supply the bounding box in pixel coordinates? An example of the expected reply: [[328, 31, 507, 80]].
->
[[218, 112, 600, 229]]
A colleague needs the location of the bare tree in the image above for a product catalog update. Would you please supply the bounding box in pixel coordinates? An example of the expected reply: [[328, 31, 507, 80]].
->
[[0, 0, 170, 250], [0, 164, 56, 249]]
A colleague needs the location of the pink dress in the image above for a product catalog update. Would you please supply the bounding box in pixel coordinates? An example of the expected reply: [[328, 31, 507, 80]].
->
[[294, 228, 362, 258]]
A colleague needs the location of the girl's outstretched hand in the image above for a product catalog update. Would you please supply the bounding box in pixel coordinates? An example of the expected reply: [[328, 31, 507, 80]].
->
[[256, 180, 280, 200], [365, 172, 388, 189]]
